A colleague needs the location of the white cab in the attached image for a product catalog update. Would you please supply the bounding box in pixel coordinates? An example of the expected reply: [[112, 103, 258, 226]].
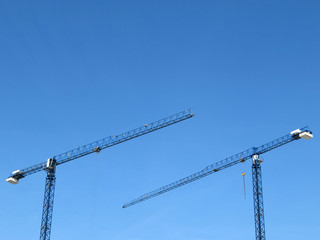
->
[[46, 158, 56, 169]]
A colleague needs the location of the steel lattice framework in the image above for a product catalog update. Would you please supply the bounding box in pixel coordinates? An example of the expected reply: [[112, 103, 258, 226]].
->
[[123, 127, 313, 240], [9, 109, 194, 181], [252, 156, 266, 240], [6, 109, 194, 240], [123, 126, 310, 208], [40, 169, 56, 240]]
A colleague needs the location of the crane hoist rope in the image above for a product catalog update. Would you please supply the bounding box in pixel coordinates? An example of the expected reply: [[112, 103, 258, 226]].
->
[[242, 172, 246, 200]]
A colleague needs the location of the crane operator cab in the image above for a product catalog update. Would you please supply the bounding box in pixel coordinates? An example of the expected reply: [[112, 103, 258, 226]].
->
[[46, 158, 57, 170], [291, 129, 313, 140]]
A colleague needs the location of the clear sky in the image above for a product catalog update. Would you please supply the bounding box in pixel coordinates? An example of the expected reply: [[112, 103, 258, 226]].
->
[[0, 1, 319, 239]]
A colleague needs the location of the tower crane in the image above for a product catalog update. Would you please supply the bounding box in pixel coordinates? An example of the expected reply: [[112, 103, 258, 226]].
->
[[123, 127, 313, 240], [6, 109, 194, 240]]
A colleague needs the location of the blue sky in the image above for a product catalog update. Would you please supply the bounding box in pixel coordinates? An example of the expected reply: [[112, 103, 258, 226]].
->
[[0, 1, 319, 239]]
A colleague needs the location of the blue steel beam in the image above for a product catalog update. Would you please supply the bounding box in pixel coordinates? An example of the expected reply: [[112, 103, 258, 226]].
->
[[8, 109, 194, 181], [39, 169, 56, 240], [252, 156, 266, 240], [123, 127, 311, 208]]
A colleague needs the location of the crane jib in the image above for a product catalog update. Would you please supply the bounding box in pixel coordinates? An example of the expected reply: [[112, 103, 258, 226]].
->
[[122, 126, 312, 208], [7, 109, 194, 182]]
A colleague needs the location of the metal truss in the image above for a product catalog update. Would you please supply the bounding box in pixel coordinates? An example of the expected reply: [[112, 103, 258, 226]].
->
[[123, 126, 310, 208], [7, 109, 194, 240], [9, 109, 194, 180], [40, 168, 56, 240], [252, 156, 266, 240]]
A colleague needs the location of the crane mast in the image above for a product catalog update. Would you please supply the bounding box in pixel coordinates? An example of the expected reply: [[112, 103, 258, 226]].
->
[[123, 127, 313, 240], [252, 155, 265, 240], [40, 161, 56, 240], [6, 109, 194, 240]]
